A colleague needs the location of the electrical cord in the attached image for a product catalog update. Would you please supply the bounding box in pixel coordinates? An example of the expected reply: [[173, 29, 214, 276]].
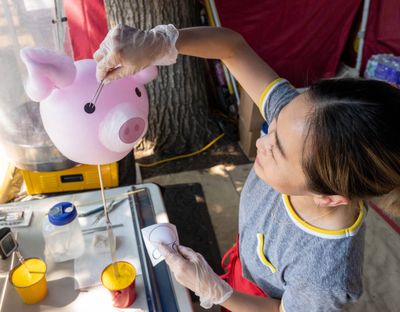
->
[[137, 133, 225, 168]]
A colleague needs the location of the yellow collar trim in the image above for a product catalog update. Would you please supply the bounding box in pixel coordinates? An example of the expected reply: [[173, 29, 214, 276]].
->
[[282, 194, 365, 238]]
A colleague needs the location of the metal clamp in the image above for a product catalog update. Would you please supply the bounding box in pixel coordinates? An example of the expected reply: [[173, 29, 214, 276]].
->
[[51, 17, 68, 24]]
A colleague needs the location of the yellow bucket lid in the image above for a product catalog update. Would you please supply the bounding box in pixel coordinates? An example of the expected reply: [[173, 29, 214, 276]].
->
[[101, 262, 136, 291], [10, 258, 46, 288]]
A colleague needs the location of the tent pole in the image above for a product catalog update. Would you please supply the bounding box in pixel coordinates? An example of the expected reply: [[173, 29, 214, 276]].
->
[[209, 0, 241, 106], [355, 0, 371, 76]]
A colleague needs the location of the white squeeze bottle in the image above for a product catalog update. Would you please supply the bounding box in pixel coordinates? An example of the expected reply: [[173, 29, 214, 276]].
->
[[42, 202, 84, 262]]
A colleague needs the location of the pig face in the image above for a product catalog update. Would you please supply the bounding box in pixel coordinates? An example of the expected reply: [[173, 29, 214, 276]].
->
[[20, 48, 157, 165]]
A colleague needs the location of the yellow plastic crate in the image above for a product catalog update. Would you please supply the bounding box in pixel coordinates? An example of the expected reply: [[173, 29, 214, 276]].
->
[[22, 163, 119, 195]]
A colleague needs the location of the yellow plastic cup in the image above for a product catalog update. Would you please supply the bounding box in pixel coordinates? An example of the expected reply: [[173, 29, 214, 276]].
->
[[9, 257, 48, 304], [101, 261, 136, 308]]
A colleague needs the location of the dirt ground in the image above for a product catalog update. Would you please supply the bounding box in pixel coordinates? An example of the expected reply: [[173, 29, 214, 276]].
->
[[135, 111, 252, 180]]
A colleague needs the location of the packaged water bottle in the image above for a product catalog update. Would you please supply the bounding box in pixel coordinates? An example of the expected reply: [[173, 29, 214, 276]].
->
[[390, 55, 400, 87], [366, 53, 400, 87], [374, 54, 390, 81], [42, 202, 85, 262], [365, 54, 379, 79], [384, 55, 398, 85]]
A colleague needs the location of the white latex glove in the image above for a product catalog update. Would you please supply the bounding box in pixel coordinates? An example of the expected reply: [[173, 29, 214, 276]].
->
[[158, 243, 233, 309], [93, 24, 179, 82]]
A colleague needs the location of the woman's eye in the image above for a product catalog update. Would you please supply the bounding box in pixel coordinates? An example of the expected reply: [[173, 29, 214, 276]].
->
[[269, 145, 275, 159]]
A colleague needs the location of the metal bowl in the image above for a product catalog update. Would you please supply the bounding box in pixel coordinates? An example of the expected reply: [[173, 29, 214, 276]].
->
[[1, 140, 77, 172], [0, 101, 77, 172]]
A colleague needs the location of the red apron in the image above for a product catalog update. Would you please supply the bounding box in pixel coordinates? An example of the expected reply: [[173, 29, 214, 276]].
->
[[219, 237, 267, 311]]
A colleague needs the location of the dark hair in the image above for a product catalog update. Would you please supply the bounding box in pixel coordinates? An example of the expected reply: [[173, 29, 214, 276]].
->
[[304, 78, 400, 214]]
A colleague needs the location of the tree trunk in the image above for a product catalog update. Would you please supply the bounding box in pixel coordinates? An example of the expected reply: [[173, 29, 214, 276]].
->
[[104, 0, 210, 156]]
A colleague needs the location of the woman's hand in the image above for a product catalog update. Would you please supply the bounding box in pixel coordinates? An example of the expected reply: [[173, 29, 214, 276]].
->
[[93, 24, 179, 82], [158, 243, 233, 309]]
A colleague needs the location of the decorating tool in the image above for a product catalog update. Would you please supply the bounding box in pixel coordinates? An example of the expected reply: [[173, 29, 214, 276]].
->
[[97, 164, 119, 278], [82, 223, 124, 235], [84, 80, 104, 113], [78, 200, 115, 218], [90, 198, 127, 225]]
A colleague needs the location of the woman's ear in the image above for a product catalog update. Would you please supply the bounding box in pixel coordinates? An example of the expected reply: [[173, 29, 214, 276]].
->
[[313, 195, 350, 207]]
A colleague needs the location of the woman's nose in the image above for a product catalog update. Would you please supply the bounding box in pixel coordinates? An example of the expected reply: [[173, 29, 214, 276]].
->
[[256, 137, 267, 155], [257, 131, 273, 152]]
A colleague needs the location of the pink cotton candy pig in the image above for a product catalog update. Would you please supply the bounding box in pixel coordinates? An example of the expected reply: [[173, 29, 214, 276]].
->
[[20, 47, 157, 165]]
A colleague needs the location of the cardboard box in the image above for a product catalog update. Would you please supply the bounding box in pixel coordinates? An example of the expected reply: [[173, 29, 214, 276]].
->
[[238, 116, 259, 160], [238, 88, 264, 131]]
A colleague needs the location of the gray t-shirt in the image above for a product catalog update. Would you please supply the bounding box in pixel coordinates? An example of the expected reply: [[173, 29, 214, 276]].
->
[[239, 79, 366, 312]]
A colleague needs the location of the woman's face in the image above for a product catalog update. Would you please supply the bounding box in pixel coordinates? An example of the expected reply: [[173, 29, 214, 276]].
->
[[255, 93, 313, 195]]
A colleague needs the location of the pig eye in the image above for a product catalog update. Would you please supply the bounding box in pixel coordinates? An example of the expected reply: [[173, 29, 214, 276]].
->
[[135, 87, 141, 97], [84, 102, 96, 114]]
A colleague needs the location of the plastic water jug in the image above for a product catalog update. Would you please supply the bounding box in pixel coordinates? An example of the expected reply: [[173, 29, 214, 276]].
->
[[42, 202, 84, 262]]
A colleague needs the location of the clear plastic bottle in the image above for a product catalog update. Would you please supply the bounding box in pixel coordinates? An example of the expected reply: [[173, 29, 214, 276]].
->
[[365, 54, 379, 79], [365, 53, 400, 87], [390, 55, 400, 87], [374, 54, 390, 81], [42, 202, 85, 262], [384, 55, 398, 85]]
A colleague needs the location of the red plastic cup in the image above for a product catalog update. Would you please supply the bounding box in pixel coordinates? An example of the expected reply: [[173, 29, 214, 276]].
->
[[101, 261, 136, 308]]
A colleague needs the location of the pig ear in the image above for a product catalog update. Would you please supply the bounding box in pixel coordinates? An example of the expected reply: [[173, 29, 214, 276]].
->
[[20, 47, 76, 102], [132, 66, 158, 85]]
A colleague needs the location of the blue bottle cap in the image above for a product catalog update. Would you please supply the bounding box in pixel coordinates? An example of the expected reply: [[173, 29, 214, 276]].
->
[[48, 202, 77, 226]]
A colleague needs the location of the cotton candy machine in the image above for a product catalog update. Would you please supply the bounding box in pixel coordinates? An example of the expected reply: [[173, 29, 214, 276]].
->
[[0, 101, 76, 172], [0, 0, 76, 172]]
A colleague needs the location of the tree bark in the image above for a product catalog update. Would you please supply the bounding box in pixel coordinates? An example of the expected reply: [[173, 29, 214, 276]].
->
[[104, 0, 210, 156]]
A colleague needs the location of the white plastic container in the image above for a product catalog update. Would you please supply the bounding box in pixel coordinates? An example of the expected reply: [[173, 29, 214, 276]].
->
[[42, 202, 84, 262]]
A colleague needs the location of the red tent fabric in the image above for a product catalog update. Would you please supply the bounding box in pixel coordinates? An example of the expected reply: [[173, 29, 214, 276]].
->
[[360, 0, 400, 74], [215, 0, 362, 87], [64, 0, 108, 60]]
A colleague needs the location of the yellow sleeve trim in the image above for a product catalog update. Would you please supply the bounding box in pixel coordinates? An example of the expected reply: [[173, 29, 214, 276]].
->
[[258, 77, 285, 112], [257, 233, 277, 273]]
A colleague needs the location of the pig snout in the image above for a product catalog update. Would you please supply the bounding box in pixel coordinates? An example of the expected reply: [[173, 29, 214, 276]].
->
[[99, 103, 148, 153], [119, 117, 146, 144]]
